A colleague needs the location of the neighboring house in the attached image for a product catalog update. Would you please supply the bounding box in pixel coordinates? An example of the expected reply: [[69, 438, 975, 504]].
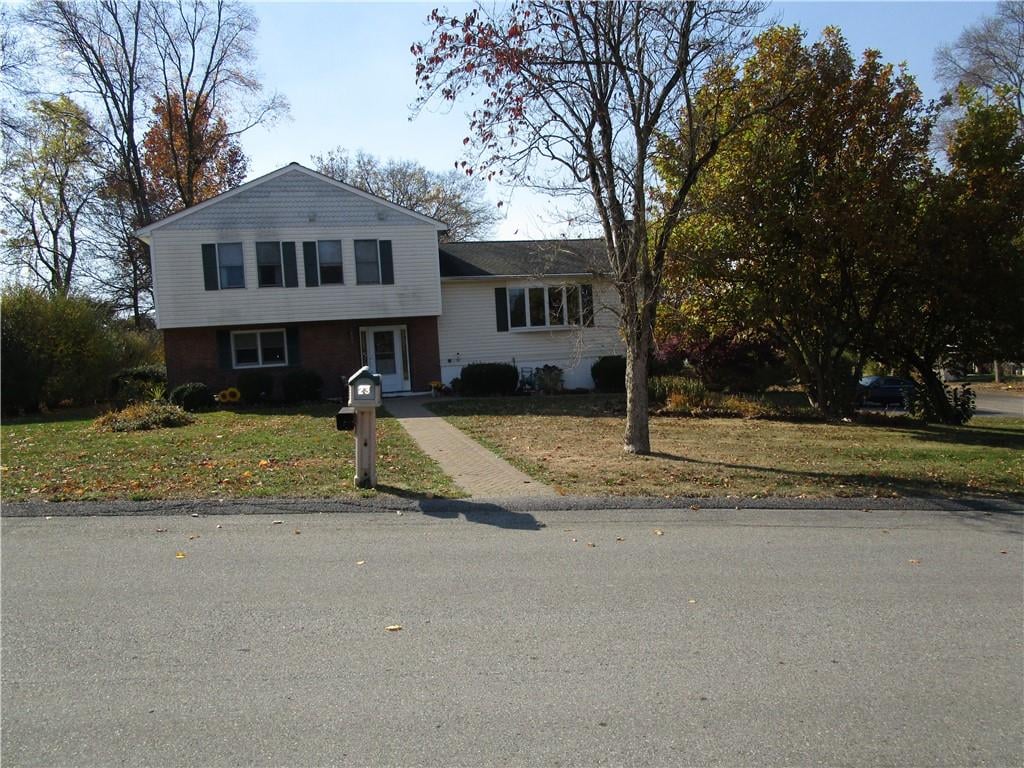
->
[[136, 163, 623, 398]]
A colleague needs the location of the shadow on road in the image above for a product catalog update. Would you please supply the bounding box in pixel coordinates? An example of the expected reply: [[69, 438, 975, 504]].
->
[[419, 498, 544, 530]]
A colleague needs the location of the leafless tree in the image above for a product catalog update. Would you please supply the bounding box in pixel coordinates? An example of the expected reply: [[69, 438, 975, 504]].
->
[[311, 148, 500, 242], [22, 0, 287, 323], [414, 1, 769, 453], [144, 0, 286, 210], [935, 0, 1024, 128]]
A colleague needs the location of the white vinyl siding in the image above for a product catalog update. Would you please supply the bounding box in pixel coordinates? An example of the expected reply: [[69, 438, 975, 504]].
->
[[149, 203, 442, 329], [148, 168, 441, 328], [438, 279, 623, 388]]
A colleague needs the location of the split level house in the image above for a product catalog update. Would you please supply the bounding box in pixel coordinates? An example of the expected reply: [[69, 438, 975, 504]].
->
[[136, 163, 624, 399]]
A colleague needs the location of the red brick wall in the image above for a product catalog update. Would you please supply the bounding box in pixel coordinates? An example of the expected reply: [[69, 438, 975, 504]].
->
[[164, 317, 441, 399]]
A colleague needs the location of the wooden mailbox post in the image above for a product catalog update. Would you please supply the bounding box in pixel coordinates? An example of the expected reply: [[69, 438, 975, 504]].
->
[[347, 366, 382, 488]]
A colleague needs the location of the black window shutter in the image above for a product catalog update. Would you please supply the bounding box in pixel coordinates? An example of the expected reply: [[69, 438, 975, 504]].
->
[[581, 284, 594, 327], [302, 242, 319, 287], [282, 242, 298, 287], [286, 327, 300, 367], [379, 240, 394, 284], [494, 287, 508, 332], [202, 244, 219, 290], [216, 330, 232, 369]]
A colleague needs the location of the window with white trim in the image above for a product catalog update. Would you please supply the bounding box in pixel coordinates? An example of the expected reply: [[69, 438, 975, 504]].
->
[[316, 240, 343, 284], [217, 242, 244, 288], [256, 242, 283, 287], [507, 284, 592, 329], [354, 239, 381, 284], [231, 329, 287, 368]]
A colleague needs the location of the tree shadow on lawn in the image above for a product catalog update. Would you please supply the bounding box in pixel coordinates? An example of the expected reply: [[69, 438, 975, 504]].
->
[[419, 498, 544, 530], [891, 422, 1024, 450], [647, 451, 1024, 506]]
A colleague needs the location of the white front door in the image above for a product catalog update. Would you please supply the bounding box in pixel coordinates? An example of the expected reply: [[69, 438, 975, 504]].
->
[[362, 325, 409, 393]]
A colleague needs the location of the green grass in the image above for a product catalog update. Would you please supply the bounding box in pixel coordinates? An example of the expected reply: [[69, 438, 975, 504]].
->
[[428, 395, 1024, 499], [1, 403, 460, 502]]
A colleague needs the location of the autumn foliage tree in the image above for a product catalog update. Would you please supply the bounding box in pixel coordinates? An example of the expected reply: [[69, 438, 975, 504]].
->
[[413, 0, 768, 454], [142, 93, 247, 218], [661, 27, 932, 417]]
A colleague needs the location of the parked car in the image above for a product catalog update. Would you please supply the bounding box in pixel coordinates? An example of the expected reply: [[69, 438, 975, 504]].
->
[[855, 376, 915, 407]]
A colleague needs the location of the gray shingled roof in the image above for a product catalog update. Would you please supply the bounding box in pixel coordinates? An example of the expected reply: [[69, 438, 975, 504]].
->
[[439, 239, 609, 278]]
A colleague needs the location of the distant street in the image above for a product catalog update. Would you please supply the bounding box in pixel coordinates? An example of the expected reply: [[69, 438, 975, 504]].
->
[[3, 506, 1022, 767], [975, 390, 1024, 418]]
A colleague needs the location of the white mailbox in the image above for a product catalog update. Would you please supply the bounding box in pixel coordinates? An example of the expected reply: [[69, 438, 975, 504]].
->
[[348, 366, 382, 408]]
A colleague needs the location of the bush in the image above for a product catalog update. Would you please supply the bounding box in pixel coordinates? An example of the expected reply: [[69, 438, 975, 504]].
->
[[535, 365, 564, 394], [281, 368, 323, 403], [906, 383, 976, 425], [93, 402, 195, 432], [1, 287, 164, 415], [110, 364, 167, 406], [648, 375, 698, 404], [236, 370, 275, 403], [450, 377, 463, 395], [683, 330, 791, 393], [459, 362, 519, 396], [658, 378, 779, 419], [591, 355, 626, 392], [169, 382, 214, 412]]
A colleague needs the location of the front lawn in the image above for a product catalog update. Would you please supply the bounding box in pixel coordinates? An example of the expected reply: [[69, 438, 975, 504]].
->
[[1, 403, 459, 502], [428, 395, 1024, 499]]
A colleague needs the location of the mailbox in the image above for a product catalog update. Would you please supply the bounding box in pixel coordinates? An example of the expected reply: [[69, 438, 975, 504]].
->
[[346, 366, 382, 489], [347, 366, 382, 408]]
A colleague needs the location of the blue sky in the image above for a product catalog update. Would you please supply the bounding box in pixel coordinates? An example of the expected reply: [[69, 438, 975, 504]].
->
[[240, 1, 997, 240]]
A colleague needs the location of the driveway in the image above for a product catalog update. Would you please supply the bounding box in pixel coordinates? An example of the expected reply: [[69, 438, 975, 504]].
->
[[3, 506, 1021, 767]]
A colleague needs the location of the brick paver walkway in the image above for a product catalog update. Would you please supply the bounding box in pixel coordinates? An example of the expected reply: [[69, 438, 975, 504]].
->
[[384, 396, 556, 498]]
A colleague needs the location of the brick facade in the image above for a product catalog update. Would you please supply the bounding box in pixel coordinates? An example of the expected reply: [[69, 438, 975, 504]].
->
[[164, 316, 441, 399]]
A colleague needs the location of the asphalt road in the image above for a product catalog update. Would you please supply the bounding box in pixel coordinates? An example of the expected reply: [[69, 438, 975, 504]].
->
[[3, 506, 1022, 767], [974, 391, 1024, 418]]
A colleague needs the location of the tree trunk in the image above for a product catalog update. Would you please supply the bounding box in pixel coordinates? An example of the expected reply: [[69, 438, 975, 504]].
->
[[993, 359, 1001, 384], [623, 324, 652, 454]]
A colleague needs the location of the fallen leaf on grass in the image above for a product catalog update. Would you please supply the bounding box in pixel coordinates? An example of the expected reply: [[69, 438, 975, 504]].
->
[[258, 459, 271, 468], [175, 551, 186, 559], [385, 625, 402, 632]]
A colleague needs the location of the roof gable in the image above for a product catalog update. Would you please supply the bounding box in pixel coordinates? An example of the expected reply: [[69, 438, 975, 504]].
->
[[136, 163, 447, 238]]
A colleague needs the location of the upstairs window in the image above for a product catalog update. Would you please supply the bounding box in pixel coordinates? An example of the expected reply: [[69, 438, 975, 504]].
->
[[354, 239, 394, 285], [207, 242, 243, 289], [355, 239, 381, 284], [256, 242, 283, 287], [317, 240, 343, 284]]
